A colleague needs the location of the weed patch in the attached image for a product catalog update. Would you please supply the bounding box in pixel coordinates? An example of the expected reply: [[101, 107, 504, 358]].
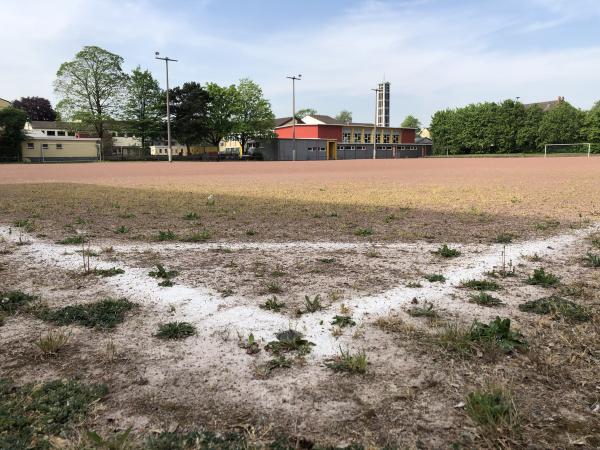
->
[[259, 296, 286, 312], [355, 227, 373, 237], [495, 233, 514, 244], [526, 268, 560, 287], [155, 321, 196, 340], [157, 230, 176, 241], [584, 252, 600, 268], [0, 290, 36, 314], [425, 273, 446, 283], [58, 235, 84, 245], [331, 315, 356, 328], [407, 301, 438, 318], [519, 295, 591, 323], [183, 211, 199, 220], [183, 229, 211, 242], [460, 279, 500, 291], [114, 225, 129, 234], [466, 386, 518, 432], [264, 281, 283, 294], [37, 298, 136, 329], [298, 294, 323, 314], [35, 329, 70, 356], [93, 267, 125, 277], [266, 329, 315, 356], [325, 348, 368, 374], [470, 292, 504, 307], [149, 264, 178, 279], [0, 378, 107, 450], [435, 244, 461, 258]]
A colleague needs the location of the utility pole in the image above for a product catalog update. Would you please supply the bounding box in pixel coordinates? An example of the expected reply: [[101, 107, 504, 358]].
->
[[286, 74, 302, 161], [155, 52, 178, 163], [372, 87, 381, 160]]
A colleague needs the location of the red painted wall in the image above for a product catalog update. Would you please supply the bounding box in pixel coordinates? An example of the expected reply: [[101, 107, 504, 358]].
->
[[275, 125, 342, 141], [400, 129, 416, 144]]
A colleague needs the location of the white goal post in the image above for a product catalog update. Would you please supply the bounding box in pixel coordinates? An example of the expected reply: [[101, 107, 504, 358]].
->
[[544, 143, 591, 158]]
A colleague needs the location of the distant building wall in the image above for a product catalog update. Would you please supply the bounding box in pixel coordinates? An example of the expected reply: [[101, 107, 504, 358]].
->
[[22, 138, 99, 162]]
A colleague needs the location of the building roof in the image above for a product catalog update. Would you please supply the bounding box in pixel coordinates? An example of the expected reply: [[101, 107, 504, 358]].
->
[[416, 137, 433, 145], [274, 117, 293, 127], [23, 129, 98, 141], [524, 96, 565, 112]]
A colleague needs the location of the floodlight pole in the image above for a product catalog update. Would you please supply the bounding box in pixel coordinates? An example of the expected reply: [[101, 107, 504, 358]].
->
[[155, 53, 178, 163], [287, 75, 302, 161], [372, 87, 381, 159]]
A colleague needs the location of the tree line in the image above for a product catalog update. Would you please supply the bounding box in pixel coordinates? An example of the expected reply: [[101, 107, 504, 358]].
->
[[1, 45, 276, 159], [429, 99, 600, 154]]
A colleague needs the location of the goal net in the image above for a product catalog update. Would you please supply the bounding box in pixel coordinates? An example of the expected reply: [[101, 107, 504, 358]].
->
[[544, 143, 594, 157]]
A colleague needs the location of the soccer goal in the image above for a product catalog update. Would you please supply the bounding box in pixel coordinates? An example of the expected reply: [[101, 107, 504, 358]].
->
[[544, 143, 592, 158]]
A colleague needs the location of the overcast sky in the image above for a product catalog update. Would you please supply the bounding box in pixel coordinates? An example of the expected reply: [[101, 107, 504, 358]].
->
[[2, 0, 600, 125]]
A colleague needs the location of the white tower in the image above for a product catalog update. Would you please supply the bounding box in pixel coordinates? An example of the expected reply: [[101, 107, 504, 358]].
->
[[377, 81, 390, 127]]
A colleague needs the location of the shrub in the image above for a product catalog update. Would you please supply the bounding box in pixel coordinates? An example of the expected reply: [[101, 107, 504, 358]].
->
[[38, 298, 136, 329], [526, 268, 560, 287], [466, 386, 517, 430], [435, 244, 461, 258], [355, 227, 373, 237], [0, 290, 35, 314], [58, 235, 84, 245], [259, 296, 286, 312], [425, 273, 446, 283], [331, 315, 356, 328], [265, 329, 315, 355], [469, 292, 504, 307], [468, 317, 527, 354], [518, 295, 591, 323], [495, 233, 514, 244], [157, 230, 176, 241], [326, 348, 368, 374], [0, 379, 107, 449], [460, 279, 500, 291], [155, 322, 196, 340]]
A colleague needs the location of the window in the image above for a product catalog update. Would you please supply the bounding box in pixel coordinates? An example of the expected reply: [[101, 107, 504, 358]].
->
[[57, 131, 65, 136], [42, 144, 49, 150], [364, 133, 371, 143], [392, 135, 399, 144], [27, 143, 34, 150], [353, 132, 361, 143], [56, 144, 63, 150], [47, 131, 56, 136], [375, 134, 381, 143], [383, 134, 390, 144], [342, 132, 351, 143]]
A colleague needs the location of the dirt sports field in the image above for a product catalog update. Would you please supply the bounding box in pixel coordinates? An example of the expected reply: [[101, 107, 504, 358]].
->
[[1, 158, 600, 449]]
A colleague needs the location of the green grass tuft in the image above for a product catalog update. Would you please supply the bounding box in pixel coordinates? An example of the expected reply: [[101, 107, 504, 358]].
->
[[149, 264, 178, 279], [58, 235, 84, 245], [326, 348, 368, 374], [466, 386, 517, 431], [0, 291, 36, 314], [519, 295, 591, 323], [37, 298, 136, 329], [354, 227, 373, 237], [425, 273, 446, 283], [584, 252, 600, 268], [183, 211, 199, 220], [526, 268, 560, 287], [93, 267, 125, 277], [155, 321, 196, 340], [259, 296, 286, 312], [435, 244, 461, 258], [157, 230, 176, 241], [460, 279, 500, 291], [331, 315, 356, 328], [469, 292, 504, 307], [266, 329, 315, 356]]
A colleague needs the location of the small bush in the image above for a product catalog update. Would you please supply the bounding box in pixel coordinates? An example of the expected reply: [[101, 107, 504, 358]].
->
[[58, 235, 84, 245], [326, 348, 368, 374], [495, 233, 514, 244], [38, 298, 136, 329], [407, 301, 438, 318], [183, 212, 199, 220], [460, 279, 500, 291], [519, 295, 591, 323], [468, 317, 527, 354], [36, 329, 70, 355], [114, 225, 129, 234], [260, 296, 286, 312], [0, 378, 107, 449], [265, 329, 315, 355], [466, 386, 517, 430], [355, 227, 373, 237], [155, 321, 196, 340], [157, 230, 176, 241], [0, 290, 35, 314], [469, 292, 504, 307], [331, 315, 356, 328], [435, 244, 461, 258], [526, 268, 560, 287], [425, 273, 446, 283], [93, 267, 124, 277], [585, 252, 600, 268]]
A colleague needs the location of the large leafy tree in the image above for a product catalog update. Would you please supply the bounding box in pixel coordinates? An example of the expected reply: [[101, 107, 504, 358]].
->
[[583, 101, 600, 143], [0, 107, 27, 160], [122, 66, 164, 153], [204, 83, 238, 147], [401, 115, 422, 130], [170, 82, 210, 150], [295, 108, 317, 120], [12, 97, 57, 121], [335, 110, 353, 124], [537, 101, 585, 147], [54, 46, 128, 152], [232, 79, 275, 153]]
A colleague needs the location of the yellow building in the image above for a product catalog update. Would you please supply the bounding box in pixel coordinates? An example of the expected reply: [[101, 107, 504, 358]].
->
[[219, 139, 243, 157], [419, 128, 432, 139], [21, 129, 99, 162], [0, 98, 12, 110]]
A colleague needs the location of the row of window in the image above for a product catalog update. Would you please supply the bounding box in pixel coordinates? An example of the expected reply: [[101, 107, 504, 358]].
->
[[307, 147, 326, 152], [342, 134, 400, 144], [27, 143, 63, 150], [337, 145, 418, 151], [43, 130, 76, 137]]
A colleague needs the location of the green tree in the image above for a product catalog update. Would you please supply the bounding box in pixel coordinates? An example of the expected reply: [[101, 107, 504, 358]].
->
[[54, 46, 128, 154], [0, 107, 27, 161], [12, 97, 57, 121], [170, 82, 210, 150], [335, 110, 353, 124], [122, 66, 164, 153], [295, 108, 317, 120], [401, 115, 421, 130], [516, 105, 543, 152], [583, 101, 600, 143], [204, 83, 238, 147], [537, 101, 585, 147], [232, 79, 275, 153]]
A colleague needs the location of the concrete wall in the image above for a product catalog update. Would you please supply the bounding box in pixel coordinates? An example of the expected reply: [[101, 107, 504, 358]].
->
[[277, 139, 328, 161], [22, 138, 99, 162]]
